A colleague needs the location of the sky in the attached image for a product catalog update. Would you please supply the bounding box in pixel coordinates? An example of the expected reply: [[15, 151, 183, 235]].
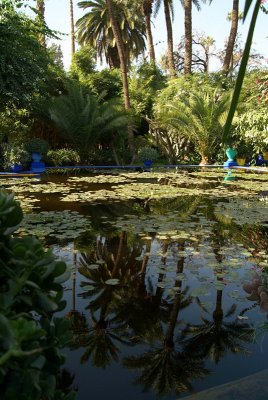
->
[[26, 0, 268, 71]]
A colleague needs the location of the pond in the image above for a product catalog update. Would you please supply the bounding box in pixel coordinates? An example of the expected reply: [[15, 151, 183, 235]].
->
[[2, 168, 268, 399]]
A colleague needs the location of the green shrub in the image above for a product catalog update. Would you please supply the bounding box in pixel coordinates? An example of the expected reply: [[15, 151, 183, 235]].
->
[[46, 148, 80, 166], [25, 138, 50, 156], [1, 144, 31, 170], [0, 190, 75, 400], [137, 146, 159, 163]]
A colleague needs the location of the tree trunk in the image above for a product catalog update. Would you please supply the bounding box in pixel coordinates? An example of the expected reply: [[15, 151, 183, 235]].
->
[[222, 0, 239, 75], [105, 0, 134, 155], [184, 0, 192, 74], [36, 0, 46, 47], [145, 13, 155, 63], [164, 0, 175, 78], [105, 0, 130, 110], [70, 0, 75, 55], [142, 1, 155, 63], [107, 46, 120, 69]]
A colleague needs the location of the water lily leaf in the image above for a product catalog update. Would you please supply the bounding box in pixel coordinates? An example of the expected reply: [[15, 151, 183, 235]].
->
[[105, 278, 120, 285], [191, 287, 210, 297], [88, 264, 100, 270]]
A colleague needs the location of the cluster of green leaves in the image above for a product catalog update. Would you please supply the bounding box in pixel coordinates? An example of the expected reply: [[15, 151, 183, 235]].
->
[[151, 74, 232, 163], [129, 62, 166, 117], [49, 80, 130, 164], [0, 190, 75, 400], [0, 8, 49, 110], [46, 148, 81, 166], [1, 143, 31, 170]]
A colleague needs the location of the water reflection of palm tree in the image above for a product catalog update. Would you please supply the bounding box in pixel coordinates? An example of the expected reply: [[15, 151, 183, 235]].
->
[[123, 247, 208, 396], [65, 249, 88, 335], [69, 230, 141, 367], [183, 221, 254, 363], [181, 289, 254, 364]]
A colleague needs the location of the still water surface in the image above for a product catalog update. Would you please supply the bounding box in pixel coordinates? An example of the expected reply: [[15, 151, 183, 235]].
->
[[4, 170, 268, 399]]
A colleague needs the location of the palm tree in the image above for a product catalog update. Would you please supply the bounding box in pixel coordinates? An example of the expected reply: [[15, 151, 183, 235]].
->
[[49, 81, 130, 163], [222, 0, 240, 74], [76, 0, 146, 69], [154, 0, 176, 78], [105, 0, 131, 109], [141, 0, 155, 62], [183, 0, 206, 74], [166, 88, 230, 164], [70, 0, 75, 55], [36, 0, 46, 46]]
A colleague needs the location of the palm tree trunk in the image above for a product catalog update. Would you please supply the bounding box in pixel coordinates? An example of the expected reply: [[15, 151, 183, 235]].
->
[[70, 0, 75, 55], [142, 0, 155, 63], [222, 0, 239, 75], [164, 0, 175, 78], [184, 0, 192, 74], [105, 0, 131, 110], [36, 0, 46, 47], [213, 289, 224, 320], [164, 243, 185, 347], [145, 13, 155, 62], [105, 0, 134, 155]]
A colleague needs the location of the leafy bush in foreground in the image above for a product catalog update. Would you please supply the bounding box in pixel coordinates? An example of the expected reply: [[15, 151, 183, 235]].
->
[[0, 190, 75, 400]]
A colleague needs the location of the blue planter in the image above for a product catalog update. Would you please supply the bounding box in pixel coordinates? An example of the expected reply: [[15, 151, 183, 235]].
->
[[10, 163, 22, 173], [31, 152, 45, 172], [224, 147, 238, 168], [144, 160, 152, 168]]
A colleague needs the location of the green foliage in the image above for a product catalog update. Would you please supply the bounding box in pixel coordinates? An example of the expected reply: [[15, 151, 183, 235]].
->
[[0, 190, 75, 400], [137, 146, 159, 162], [76, 0, 146, 68], [152, 76, 232, 163], [69, 44, 97, 80], [129, 62, 166, 117], [49, 81, 130, 163], [0, 8, 50, 110], [154, 74, 231, 109], [1, 144, 31, 170], [86, 68, 123, 101], [235, 108, 268, 152], [164, 88, 231, 163], [0, 107, 33, 145], [223, 0, 262, 142], [46, 148, 81, 166], [25, 138, 50, 156], [48, 43, 65, 70]]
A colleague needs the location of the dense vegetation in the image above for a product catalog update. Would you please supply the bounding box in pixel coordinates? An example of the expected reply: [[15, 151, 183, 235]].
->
[[0, 190, 75, 399], [0, 0, 267, 170]]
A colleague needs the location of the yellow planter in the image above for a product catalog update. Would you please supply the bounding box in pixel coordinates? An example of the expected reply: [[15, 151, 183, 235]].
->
[[263, 151, 268, 161], [237, 158, 246, 166]]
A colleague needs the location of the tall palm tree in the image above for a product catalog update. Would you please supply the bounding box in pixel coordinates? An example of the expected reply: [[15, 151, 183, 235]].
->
[[36, 0, 46, 46], [154, 0, 176, 78], [70, 0, 75, 56], [222, 0, 239, 74], [141, 0, 155, 62], [76, 0, 146, 69], [105, 0, 131, 109], [183, 0, 206, 74]]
